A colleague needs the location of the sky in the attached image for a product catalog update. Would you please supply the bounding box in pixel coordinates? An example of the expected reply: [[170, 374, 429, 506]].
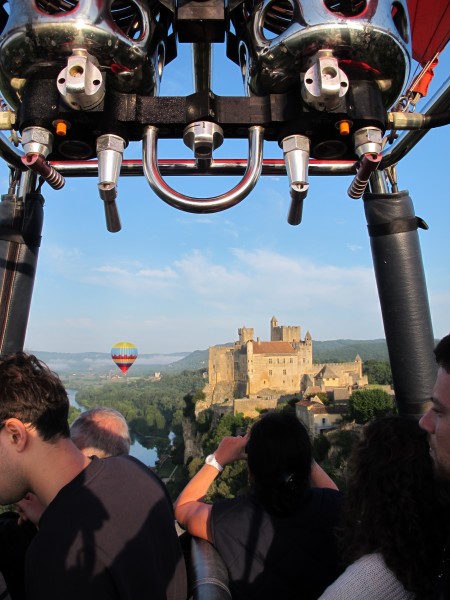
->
[[1, 34, 449, 355]]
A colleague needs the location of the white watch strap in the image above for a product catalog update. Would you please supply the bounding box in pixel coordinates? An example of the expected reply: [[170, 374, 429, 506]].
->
[[205, 453, 223, 472]]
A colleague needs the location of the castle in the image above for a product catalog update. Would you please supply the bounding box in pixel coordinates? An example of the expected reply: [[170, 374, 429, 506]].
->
[[205, 317, 368, 416]]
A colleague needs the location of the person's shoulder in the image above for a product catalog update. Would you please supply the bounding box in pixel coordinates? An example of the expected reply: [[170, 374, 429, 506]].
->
[[319, 553, 413, 600], [211, 494, 251, 519], [304, 487, 342, 521], [102, 455, 165, 484], [103, 454, 154, 472]]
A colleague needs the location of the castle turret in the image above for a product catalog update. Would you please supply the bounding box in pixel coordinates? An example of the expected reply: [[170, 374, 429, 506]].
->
[[238, 327, 254, 344], [270, 316, 278, 340]]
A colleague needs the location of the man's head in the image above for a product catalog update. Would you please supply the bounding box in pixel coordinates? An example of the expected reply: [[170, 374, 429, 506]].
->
[[0, 352, 70, 441], [70, 407, 131, 458], [420, 334, 450, 478], [0, 353, 70, 504], [13, 407, 131, 524]]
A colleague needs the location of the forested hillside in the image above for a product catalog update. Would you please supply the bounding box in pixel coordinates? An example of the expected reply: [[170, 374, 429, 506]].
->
[[75, 370, 206, 457]]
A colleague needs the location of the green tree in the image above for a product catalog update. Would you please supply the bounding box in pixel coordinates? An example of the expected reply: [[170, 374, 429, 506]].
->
[[68, 405, 81, 424], [349, 388, 396, 423], [363, 360, 393, 385]]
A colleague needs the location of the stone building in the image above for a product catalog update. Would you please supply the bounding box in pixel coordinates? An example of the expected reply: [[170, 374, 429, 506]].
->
[[206, 317, 368, 414], [295, 397, 347, 438]]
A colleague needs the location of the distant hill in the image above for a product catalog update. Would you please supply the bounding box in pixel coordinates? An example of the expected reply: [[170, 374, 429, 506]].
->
[[31, 339, 391, 376], [313, 339, 389, 362], [30, 351, 191, 375]]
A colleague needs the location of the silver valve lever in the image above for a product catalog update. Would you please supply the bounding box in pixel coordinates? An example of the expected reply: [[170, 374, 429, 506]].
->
[[282, 134, 310, 225], [97, 134, 126, 233]]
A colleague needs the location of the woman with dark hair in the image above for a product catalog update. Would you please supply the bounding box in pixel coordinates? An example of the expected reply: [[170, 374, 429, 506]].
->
[[319, 416, 445, 600], [175, 410, 342, 600]]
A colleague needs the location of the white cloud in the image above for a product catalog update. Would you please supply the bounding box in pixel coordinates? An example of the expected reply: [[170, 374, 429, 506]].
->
[[346, 243, 363, 252], [26, 246, 387, 352]]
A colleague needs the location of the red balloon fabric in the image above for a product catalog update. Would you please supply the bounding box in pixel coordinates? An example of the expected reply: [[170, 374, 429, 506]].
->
[[407, 0, 450, 65]]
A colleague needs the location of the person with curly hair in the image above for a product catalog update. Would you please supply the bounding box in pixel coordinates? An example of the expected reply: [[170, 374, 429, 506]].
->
[[319, 416, 445, 600], [175, 410, 342, 600], [419, 333, 450, 599]]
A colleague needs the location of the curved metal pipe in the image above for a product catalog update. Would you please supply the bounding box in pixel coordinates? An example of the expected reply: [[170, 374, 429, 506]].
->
[[142, 125, 264, 213], [0, 132, 24, 170], [51, 157, 357, 178]]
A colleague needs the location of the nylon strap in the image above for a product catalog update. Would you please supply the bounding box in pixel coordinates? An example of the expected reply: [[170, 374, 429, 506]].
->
[[368, 216, 428, 237]]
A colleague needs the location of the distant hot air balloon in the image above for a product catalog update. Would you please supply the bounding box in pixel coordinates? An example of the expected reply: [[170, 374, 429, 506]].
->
[[111, 342, 138, 375]]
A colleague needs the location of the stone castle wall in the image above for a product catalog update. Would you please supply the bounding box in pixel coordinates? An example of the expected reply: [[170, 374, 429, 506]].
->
[[205, 318, 367, 415]]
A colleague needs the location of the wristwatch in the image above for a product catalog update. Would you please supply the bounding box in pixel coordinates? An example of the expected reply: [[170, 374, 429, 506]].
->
[[205, 454, 223, 472]]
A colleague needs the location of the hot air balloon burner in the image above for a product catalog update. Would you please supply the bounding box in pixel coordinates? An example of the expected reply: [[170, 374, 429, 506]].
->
[[97, 134, 126, 233], [183, 121, 224, 169], [231, 0, 411, 109], [301, 50, 349, 112], [281, 134, 310, 225], [0, 0, 169, 161], [57, 49, 106, 111]]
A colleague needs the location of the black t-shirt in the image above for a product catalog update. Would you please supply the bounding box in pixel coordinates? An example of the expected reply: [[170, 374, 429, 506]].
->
[[211, 488, 342, 600], [25, 456, 187, 600], [434, 538, 450, 600], [0, 513, 36, 600]]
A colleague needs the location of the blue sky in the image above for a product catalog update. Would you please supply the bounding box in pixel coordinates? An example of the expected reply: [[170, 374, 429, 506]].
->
[[1, 41, 449, 355]]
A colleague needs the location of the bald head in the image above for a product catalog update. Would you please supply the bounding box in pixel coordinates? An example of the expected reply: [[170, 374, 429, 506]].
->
[[70, 407, 131, 458]]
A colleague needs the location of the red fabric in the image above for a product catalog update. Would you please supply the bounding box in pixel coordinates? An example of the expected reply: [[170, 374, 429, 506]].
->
[[407, 0, 450, 65], [410, 57, 439, 96]]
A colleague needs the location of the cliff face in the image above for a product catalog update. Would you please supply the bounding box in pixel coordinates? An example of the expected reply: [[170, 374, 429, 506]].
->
[[199, 380, 237, 413], [181, 416, 202, 464]]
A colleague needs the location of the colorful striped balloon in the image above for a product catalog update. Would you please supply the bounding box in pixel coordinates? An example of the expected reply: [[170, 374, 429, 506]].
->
[[111, 341, 138, 374]]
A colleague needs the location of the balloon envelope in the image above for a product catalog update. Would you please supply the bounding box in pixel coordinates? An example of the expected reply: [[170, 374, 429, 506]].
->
[[111, 342, 138, 374], [407, 0, 450, 64]]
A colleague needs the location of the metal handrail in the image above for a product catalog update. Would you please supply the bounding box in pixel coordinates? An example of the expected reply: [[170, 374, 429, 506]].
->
[[142, 125, 264, 213]]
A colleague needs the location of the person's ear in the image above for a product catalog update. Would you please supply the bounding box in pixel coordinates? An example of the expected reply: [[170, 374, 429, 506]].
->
[[3, 418, 29, 451]]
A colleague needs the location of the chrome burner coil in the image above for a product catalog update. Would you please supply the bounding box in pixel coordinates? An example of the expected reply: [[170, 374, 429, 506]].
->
[[0, 0, 166, 109], [233, 0, 411, 108]]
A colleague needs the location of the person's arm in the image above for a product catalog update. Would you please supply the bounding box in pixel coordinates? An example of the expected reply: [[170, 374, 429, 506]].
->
[[310, 460, 339, 490], [174, 435, 248, 542]]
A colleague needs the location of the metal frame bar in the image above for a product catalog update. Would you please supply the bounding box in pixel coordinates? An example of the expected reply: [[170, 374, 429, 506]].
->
[[0, 76, 448, 179]]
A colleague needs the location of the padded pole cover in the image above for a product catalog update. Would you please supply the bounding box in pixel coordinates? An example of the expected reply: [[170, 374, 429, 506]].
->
[[189, 537, 231, 600], [363, 190, 436, 417], [0, 192, 43, 355]]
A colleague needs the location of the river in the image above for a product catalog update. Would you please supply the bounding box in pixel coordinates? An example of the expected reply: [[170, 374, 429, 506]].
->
[[67, 389, 163, 467]]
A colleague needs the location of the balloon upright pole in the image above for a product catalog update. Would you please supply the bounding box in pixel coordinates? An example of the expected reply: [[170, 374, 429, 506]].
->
[[0, 170, 44, 356], [363, 184, 436, 418]]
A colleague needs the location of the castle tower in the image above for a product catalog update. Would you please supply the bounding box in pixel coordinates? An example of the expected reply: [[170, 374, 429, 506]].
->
[[270, 316, 278, 340], [238, 327, 254, 344]]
